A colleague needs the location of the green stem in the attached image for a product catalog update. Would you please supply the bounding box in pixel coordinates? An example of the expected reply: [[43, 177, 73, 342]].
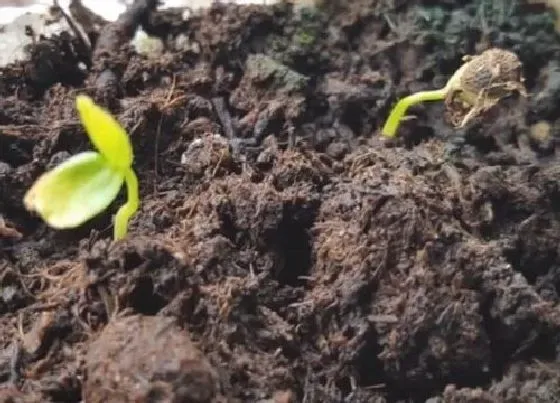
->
[[114, 168, 139, 240], [381, 88, 448, 138]]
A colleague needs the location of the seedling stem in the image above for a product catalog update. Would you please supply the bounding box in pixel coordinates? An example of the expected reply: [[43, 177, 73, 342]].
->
[[114, 168, 139, 240], [381, 88, 447, 138]]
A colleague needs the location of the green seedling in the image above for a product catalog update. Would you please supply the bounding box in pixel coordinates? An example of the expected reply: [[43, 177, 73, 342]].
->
[[24, 95, 139, 240], [381, 48, 527, 138]]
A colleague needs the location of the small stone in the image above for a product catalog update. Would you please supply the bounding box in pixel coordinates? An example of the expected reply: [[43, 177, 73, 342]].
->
[[0, 161, 13, 175], [326, 142, 349, 160], [132, 29, 164, 58]]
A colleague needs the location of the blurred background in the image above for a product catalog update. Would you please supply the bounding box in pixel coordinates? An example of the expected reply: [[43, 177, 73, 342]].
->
[[0, 0, 275, 23], [0, 0, 277, 66]]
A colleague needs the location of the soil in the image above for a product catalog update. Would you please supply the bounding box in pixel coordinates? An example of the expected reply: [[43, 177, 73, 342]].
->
[[1, 0, 560, 402]]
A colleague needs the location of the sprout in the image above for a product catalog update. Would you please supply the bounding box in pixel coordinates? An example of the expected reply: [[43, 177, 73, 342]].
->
[[381, 48, 527, 138], [24, 95, 139, 240]]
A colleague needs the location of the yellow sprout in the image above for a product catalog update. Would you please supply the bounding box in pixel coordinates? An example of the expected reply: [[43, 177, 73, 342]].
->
[[24, 95, 139, 240]]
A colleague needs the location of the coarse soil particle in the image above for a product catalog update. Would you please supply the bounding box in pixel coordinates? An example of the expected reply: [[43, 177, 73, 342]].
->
[[1, 0, 560, 402], [84, 314, 218, 402]]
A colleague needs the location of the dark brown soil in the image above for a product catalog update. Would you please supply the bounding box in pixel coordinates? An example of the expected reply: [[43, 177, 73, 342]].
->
[[2, 0, 560, 401]]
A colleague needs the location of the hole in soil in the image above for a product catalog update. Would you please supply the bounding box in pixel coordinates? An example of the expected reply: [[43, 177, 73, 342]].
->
[[343, 16, 366, 45], [354, 329, 387, 388], [500, 214, 560, 284], [503, 239, 557, 284], [128, 276, 166, 315], [402, 123, 435, 148], [51, 126, 89, 154], [0, 137, 34, 167], [481, 294, 558, 380], [422, 68, 435, 82], [339, 101, 364, 135], [217, 200, 238, 242], [274, 215, 313, 286], [370, 320, 494, 401], [44, 381, 81, 403], [464, 129, 500, 154], [273, 201, 319, 286], [123, 249, 145, 271], [378, 20, 391, 40]]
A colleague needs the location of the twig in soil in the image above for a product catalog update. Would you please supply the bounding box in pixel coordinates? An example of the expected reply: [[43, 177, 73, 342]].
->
[[68, 0, 110, 35], [0, 216, 22, 240], [21, 302, 63, 312], [153, 74, 180, 193], [93, 0, 159, 61], [211, 97, 236, 139], [24, 340, 61, 379], [9, 342, 23, 386], [154, 113, 163, 193], [52, 0, 92, 63], [210, 151, 227, 178], [97, 284, 119, 322], [381, 48, 527, 138], [367, 314, 398, 324], [90, 0, 159, 92], [0, 122, 80, 132]]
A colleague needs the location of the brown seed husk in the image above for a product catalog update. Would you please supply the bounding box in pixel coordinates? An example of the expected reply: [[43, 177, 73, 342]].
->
[[444, 48, 527, 128]]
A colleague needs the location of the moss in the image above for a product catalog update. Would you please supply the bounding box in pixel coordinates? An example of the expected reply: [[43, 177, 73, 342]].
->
[[265, 3, 328, 73], [245, 53, 309, 93]]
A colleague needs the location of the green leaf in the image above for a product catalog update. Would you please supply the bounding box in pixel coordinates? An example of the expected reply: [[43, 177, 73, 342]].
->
[[75, 95, 133, 171], [24, 152, 125, 229]]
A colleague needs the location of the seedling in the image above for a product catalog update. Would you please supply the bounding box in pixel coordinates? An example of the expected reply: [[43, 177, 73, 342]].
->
[[381, 48, 527, 138], [24, 95, 139, 240]]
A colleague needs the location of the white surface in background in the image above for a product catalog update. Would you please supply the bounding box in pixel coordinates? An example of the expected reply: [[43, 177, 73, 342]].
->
[[0, 0, 276, 25], [0, 0, 278, 66]]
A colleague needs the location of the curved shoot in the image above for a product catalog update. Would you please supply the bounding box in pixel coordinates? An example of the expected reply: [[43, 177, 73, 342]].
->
[[381, 89, 447, 138]]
